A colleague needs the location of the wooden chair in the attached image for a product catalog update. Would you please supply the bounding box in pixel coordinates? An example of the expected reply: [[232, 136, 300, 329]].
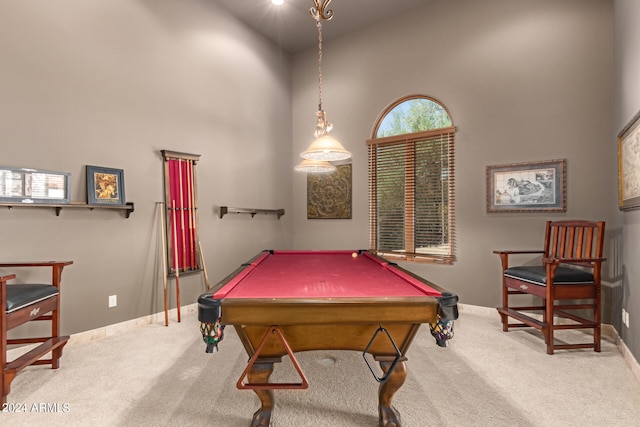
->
[[1, 261, 72, 403], [494, 221, 606, 355]]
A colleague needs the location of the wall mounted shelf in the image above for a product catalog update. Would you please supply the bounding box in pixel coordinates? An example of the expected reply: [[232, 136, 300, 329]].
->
[[219, 206, 285, 219], [0, 202, 135, 218]]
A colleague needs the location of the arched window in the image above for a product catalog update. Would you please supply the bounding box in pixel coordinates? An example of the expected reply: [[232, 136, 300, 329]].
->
[[367, 95, 456, 264]]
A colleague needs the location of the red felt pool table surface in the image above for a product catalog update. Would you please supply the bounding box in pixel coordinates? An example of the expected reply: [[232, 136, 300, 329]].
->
[[214, 250, 442, 299]]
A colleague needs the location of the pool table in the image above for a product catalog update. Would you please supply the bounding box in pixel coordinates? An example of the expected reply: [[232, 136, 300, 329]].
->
[[198, 250, 458, 427]]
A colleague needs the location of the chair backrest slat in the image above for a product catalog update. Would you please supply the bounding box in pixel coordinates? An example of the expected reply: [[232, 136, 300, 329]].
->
[[585, 227, 594, 257], [566, 226, 575, 258], [543, 220, 605, 268], [576, 227, 583, 257]]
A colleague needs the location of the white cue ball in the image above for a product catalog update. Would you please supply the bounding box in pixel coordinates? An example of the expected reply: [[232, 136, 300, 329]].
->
[[352, 252, 358, 258]]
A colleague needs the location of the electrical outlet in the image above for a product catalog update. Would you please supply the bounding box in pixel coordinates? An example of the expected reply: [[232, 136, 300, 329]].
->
[[108, 295, 117, 308], [625, 311, 630, 328]]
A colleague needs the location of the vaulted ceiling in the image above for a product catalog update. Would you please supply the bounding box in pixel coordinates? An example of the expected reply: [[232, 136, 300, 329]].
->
[[215, 0, 432, 53]]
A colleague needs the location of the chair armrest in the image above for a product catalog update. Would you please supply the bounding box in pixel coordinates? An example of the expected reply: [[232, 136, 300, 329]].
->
[[493, 250, 544, 255], [493, 250, 544, 271], [542, 257, 607, 264], [0, 261, 73, 268], [0, 262, 73, 289], [0, 274, 17, 283]]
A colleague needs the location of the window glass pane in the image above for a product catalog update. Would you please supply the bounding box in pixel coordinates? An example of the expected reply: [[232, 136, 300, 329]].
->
[[377, 98, 452, 138], [376, 144, 406, 252], [414, 136, 449, 254]]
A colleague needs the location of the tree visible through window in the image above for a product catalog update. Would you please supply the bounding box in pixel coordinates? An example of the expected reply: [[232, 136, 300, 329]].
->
[[367, 95, 456, 264]]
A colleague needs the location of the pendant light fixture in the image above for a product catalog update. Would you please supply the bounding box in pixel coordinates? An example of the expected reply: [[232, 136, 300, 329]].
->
[[295, 0, 351, 173], [294, 158, 336, 173]]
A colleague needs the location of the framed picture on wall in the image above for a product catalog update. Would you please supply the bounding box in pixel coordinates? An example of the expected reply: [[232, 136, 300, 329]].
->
[[307, 164, 352, 219], [486, 159, 566, 213], [618, 109, 640, 211], [86, 165, 126, 205], [0, 166, 71, 204]]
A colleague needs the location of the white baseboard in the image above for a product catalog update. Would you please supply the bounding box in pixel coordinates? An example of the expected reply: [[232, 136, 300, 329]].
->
[[68, 303, 199, 347], [602, 323, 640, 385]]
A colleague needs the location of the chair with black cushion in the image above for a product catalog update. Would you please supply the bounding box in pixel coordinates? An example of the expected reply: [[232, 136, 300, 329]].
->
[[494, 221, 606, 355], [1, 261, 73, 403]]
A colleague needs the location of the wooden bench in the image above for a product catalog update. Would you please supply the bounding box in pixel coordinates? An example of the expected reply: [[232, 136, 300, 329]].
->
[[494, 221, 606, 354], [1, 261, 72, 403]]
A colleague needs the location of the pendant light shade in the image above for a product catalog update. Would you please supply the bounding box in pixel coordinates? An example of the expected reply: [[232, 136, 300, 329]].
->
[[294, 158, 337, 173], [300, 135, 351, 161]]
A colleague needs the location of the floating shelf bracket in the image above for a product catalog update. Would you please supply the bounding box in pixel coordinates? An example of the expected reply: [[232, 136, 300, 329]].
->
[[219, 206, 285, 219]]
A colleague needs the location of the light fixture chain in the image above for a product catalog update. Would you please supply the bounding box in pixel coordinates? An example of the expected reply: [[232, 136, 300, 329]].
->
[[317, 19, 323, 112]]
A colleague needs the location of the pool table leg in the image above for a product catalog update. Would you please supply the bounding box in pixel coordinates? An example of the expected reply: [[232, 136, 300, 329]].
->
[[248, 361, 275, 427], [377, 357, 408, 427]]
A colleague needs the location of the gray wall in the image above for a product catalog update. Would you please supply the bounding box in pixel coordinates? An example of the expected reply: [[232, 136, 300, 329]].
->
[[1, 0, 633, 363], [292, 0, 619, 332], [0, 0, 293, 334], [614, 0, 640, 361]]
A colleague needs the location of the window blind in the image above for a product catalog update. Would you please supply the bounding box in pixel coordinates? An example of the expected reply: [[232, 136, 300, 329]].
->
[[368, 126, 456, 264]]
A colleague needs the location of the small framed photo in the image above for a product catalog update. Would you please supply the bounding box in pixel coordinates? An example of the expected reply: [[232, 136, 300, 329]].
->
[[86, 165, 125, 205], [618, 109, 640, 211], [0, 166, 71, 204], [486, 159, 566, 213]]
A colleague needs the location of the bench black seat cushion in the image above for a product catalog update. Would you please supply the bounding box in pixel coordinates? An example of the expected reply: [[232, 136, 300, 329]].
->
[[505, 266, 594, 286], [5, 284, 59, 313]]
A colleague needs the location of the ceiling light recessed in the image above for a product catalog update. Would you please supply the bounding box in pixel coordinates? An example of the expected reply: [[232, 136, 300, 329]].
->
[[272, 0, 284, 6]]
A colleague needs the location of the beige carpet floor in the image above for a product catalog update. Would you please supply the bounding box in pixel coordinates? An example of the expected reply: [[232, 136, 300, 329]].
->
[[3, 307, 640, 426]]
